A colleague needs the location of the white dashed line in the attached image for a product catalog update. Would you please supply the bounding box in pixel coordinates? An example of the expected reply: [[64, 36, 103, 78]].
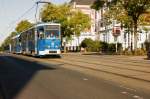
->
[[121, 91, 144, 99], [121, 91, 128, 94], [133, 95, 143, 99], [83, 78, 88, 81], [119, 85, 136, 92]]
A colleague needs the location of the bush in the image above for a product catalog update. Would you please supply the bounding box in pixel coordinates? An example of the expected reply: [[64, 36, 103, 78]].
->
[[99, 41, 122, 53], [144, 41, 150, 51], [80, 38, 100, 52], [80, 39, 122, 53], [99, 41, 108, 52], [133, 48, 146, 56], [123, 48, 146, 56]]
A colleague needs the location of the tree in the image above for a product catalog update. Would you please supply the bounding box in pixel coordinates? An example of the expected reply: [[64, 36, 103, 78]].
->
[[15, 20, 33, 33], [92, 0, 150, 50], [143, 26, 150, 42], [80, 38, 100, 52], [41, 4, 59, 22], [120, 0, 150, 50], [91, 0, 106, 10], [41, 4, 72, 37], [41, 3, 90, 37], [69, 11, 91, 46], [102, 3, 134, 51], [69, 11, 90, 36], [1, 31, 18, 50], [1, 20, 32, 50]]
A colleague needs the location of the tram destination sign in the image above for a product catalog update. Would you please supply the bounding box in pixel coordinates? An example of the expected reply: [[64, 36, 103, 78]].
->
[[45, 25, 59, 30]]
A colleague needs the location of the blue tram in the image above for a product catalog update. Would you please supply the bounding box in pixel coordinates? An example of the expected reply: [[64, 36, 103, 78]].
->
[[11, 34, 22, 54], [19, 23, 61, 56]]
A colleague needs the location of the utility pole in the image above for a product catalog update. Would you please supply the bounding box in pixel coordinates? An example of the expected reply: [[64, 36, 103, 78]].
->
[[34, 1, 51, 55], [35, 1, 51, 23]]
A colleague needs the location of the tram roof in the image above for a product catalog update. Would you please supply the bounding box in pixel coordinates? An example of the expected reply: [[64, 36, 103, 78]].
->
[[35, 22, 61, 27], [19, 22, 61, 35], [12, 34, 20, 39]]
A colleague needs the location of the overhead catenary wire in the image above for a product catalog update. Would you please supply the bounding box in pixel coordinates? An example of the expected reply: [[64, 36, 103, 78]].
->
[[35, 0, 51, 23], [2, 0, 50, 39], [4, 3, 37, 35], [1, 1, 46, 45]]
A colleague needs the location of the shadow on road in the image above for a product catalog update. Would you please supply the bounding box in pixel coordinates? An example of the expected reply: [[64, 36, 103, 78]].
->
[[0, 54, 62, 99]]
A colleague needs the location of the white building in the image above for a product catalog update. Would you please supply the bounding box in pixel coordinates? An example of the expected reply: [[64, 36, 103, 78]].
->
[[98, 5, 150, 50], [65, 0, 99, 51], [67, 0, 150, 51]]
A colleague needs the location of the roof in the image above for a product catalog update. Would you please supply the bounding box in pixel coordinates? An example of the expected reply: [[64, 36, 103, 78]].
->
[[12, 34, 20, 39], [70, 0, 96, 5]]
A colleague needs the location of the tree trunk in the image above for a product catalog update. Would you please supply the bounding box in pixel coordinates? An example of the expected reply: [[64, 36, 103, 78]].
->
[[127, 27, 130, 51], [146, 32, 148, 42], [130, 24, 134, 51], [77, 36, 80, 52], [133, 20, 138, 50]]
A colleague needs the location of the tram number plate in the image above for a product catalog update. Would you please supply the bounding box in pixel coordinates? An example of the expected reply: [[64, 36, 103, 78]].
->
[[49, 51, 56, 53]]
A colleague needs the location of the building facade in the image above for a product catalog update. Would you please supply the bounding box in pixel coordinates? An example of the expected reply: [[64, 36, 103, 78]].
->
[[65, 0, 100, 51], [67, 0, 150, 51]]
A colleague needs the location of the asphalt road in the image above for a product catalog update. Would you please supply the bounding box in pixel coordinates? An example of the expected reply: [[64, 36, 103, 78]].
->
[[0, 53, 149, 99]]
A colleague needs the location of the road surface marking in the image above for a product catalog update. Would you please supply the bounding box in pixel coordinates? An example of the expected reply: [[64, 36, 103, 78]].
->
[[121, 91, 128, 94], [83, 78, 88, 81], [133, 95, 143, 99], [119, 85, 136, 92]]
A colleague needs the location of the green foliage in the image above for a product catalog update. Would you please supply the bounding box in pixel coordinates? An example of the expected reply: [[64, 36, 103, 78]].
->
[[99, 41, 109, 52], [123, 48, 146, 56], [122, 49, 133, 55], [40, 3, 90, 38], [0, 31, 18, 51], [144, 41, 150, 51], [15, 20, 33, 33], [92, 0, 150, 50], [0, 46, 3, 51], [112, 0, 150, 49], [41, 3, 72, 38], [91, 0, 106, 10], [69, 11, 91, 37], [41, 4, 60, 22], [80, 39, 122, 53], [100, 41, 122, 53], [80, 38, 100, 52], [133, 48, 146, 56], [1, 20, 32, 50]]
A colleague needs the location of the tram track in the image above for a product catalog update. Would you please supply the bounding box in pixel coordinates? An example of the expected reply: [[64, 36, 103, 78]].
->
[[88, 55, 150, 64], [67, 53, 150, 64], [64, 54, 150, 68], [46, 58, 150, 83], [59, 57, 150, 74]]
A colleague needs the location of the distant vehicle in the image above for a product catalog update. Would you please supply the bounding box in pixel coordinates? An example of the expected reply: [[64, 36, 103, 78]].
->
[[12, 22, 61, 56], [11, 34, 22, 54]]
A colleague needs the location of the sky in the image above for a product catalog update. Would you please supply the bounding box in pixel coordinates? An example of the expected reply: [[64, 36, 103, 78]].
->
[[0, 0, 70, 45]]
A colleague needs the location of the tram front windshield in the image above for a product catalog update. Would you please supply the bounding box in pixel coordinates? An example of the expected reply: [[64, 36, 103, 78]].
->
[[45, 30, 59, 39]]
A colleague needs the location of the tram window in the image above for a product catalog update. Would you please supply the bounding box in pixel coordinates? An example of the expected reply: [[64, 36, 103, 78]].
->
[[38, 27, 44, 39], [39, 31, 44, 39], [37, 31, 44, 39], [45, 30, 59, 39]]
